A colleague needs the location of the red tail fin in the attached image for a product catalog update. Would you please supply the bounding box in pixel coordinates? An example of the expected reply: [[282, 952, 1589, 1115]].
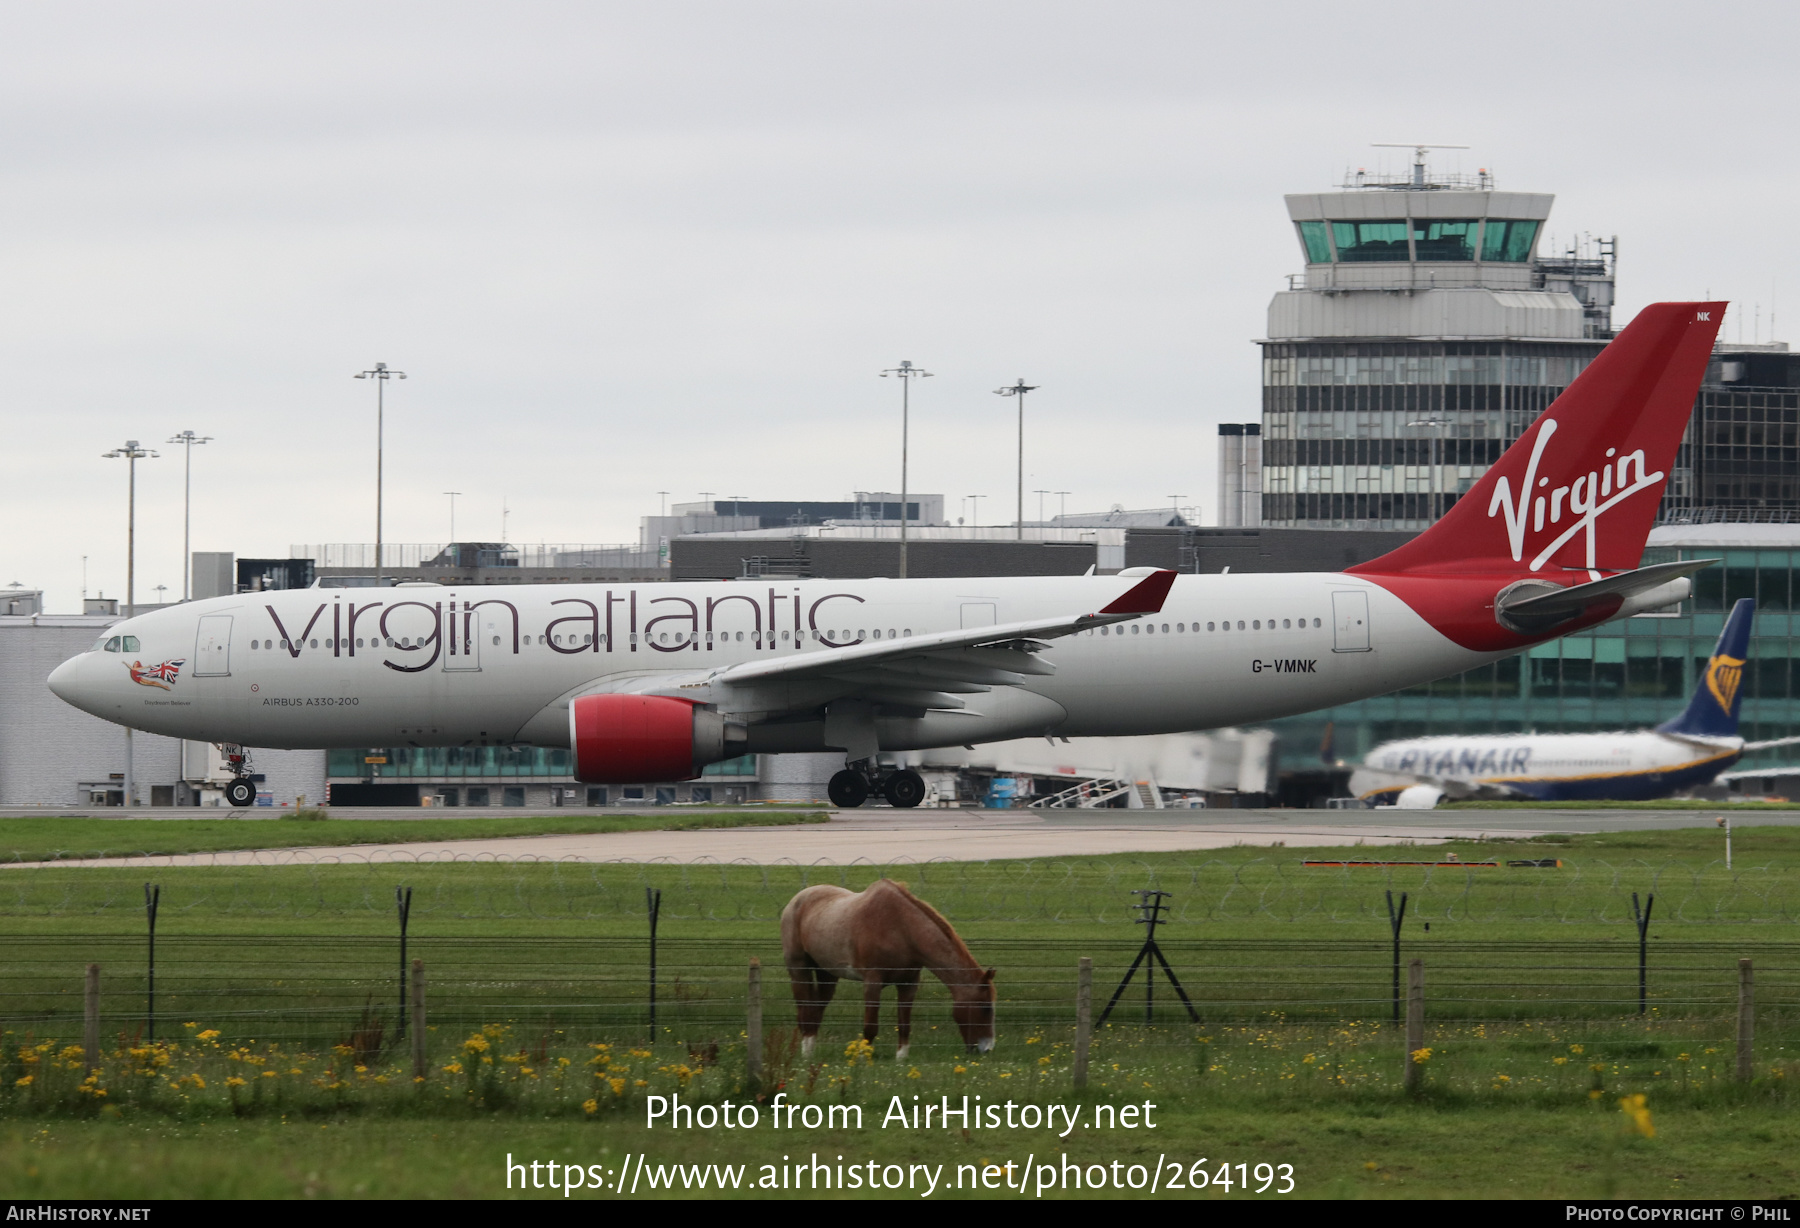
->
[[1350, 302, 1724, 577]]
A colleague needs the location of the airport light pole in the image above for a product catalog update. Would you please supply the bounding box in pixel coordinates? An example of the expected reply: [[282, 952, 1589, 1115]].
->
[[1034, 489, 1050, 526], [993, 379, 1038, 540], [103, 439, 157, 809], [166, 431, 212, 601], [354, 363, 406, 586], [968, 494, 985, 527], [1167, 494, 1186, 525], [880, 361, 932, 577], [1055, 491, 1070, 522], [102, 440, 158, 618], [443, 492, 462, 543]]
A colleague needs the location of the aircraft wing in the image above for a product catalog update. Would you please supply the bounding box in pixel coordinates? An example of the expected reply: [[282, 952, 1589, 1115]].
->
[[698, 569, 1177, 711]]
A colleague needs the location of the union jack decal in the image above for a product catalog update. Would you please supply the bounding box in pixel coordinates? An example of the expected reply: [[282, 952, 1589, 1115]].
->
[[126, 658, 185, 690]]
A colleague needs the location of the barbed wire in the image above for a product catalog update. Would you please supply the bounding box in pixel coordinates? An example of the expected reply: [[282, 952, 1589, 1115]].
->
[[0, 853, 1796, 925]]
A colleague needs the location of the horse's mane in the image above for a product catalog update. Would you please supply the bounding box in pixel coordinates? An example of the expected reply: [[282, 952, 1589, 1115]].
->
[[881, 878, 977, 965]]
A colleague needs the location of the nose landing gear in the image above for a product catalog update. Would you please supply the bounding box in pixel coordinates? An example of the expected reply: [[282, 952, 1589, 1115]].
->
[[827, 763, 927, 810], [217, 743, 257, 809]]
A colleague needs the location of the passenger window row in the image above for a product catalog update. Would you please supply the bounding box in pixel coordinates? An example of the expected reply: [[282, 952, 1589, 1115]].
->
[[1095, 617, 1323, 636]]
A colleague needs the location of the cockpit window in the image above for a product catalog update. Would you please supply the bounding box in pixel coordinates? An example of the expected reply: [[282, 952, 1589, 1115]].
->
[[102, 637, 122, 653], [122, 636, 141, 652]]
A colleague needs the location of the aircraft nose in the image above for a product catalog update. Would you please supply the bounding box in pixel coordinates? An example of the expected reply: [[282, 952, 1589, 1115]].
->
[[47, 653, 100, 714]]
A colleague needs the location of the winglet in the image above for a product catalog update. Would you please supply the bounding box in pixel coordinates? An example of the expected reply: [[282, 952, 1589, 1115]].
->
[[1099, 569, 1176, 615]]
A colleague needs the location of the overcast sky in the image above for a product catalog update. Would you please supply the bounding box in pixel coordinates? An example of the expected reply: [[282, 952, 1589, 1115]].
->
[[2, 1, 1793, 612]]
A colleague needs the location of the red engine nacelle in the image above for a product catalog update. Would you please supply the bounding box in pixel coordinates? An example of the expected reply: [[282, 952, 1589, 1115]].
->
[[569, 694, 733, 784]]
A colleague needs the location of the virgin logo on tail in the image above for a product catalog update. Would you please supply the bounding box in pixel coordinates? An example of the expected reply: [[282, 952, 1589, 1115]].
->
[[1486, 418, 1664, 572]]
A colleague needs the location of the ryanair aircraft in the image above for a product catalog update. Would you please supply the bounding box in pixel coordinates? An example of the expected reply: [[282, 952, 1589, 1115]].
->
[[1350, 599, 1800, 805]]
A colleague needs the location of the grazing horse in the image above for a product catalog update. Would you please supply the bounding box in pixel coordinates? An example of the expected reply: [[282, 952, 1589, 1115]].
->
[[781, 879, 995, 1060]]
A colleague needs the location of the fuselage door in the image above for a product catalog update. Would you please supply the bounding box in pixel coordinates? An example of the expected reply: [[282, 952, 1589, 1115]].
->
[[194, 615, 233, 676], [1331, 591, 1372, 653]]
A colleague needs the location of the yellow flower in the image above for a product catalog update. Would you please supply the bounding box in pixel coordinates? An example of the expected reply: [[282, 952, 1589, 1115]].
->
[[907, 1068, 922, 1079], [463, 1035, 490, 1055], [1619, 1093, 1654, 1138], [1553, 1057, 1568, 1066], [441, 1062, 463, 1075], [843, 1038, 874, 1065], [183, 1022, 198, 1030], [225, 1076, 247, 1088], [609, 1078, 627, 1097], [1038, 1056, 1051, 1066], [953, 1065, 967, 1074], [197, 1030, 221, 1042], [1570, 1044, 1584, 1055], [14, 1075, 32, 1087], [1589, 1089, 1604, 1100], [583, 1098, 600, 1115], [634, 1079, 647, 1089], [260, 1071, 276, 1078], [1410, 1048, 1432, 1064]]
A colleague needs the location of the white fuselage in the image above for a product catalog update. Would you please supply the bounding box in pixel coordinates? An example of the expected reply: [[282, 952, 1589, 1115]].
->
[[50, 573, 1502, 754], [1351, 730, 1742, 802]]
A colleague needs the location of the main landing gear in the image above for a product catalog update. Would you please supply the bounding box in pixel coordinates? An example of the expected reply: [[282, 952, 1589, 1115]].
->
[[828, 764, 927, 809], [224, 778, 257, 808]]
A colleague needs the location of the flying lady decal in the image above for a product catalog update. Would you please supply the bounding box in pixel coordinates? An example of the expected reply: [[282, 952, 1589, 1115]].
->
[[127, 659, 185, 690]]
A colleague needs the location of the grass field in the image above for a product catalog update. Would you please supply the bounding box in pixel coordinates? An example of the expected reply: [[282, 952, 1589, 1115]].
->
[[2, 826, 1797, 1199], [0, 810, 829, 861], [1441, 799, 1800, 810]]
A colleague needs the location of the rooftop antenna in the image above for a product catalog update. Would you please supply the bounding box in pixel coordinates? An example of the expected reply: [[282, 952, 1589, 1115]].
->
[[1370, 142, 1469, 188]]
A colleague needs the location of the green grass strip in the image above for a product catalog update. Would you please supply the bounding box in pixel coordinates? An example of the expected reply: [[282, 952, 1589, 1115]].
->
[[0, 810, 829, 861]]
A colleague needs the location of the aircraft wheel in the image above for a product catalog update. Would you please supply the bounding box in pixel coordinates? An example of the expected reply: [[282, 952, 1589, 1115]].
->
[[224, 778, 257, 807], [883, 770, 926, 809], [827, 770, 869, 809]]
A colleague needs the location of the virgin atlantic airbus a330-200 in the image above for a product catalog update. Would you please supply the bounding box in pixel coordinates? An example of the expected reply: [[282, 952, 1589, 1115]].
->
[[51, 303, 1728, 808]]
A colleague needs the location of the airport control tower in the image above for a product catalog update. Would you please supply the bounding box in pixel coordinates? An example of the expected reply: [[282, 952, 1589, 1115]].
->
[[1258, 147, 1614, 530]]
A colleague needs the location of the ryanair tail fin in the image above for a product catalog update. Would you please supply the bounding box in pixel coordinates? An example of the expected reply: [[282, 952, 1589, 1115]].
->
[[1657, 597, 1755, 739]]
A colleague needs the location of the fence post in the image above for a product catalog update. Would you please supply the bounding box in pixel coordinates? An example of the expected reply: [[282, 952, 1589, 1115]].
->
[[395, 887, 412, 1043], [143, 884, 159, 1043], [1737, 958, 1754, 1083], [746, 958, 763, 1085], [1402, 958, 1425, 1093], [1074, 957, 1093, 1090], [83, 964, 100, 1072], [646, 887, 662, 1038], [410, 958, 426, 1081]]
